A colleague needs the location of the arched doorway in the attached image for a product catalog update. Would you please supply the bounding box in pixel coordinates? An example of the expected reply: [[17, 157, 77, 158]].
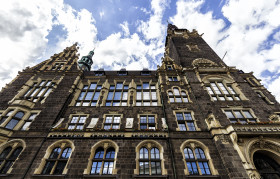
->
[[253, 152, 280, 179]]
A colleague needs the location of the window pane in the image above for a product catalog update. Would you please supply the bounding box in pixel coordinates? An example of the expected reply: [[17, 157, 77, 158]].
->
[[151, 92, 157, 100], [0, 147, 12, 158], [106, 149, 115, 159], [151, 162, 156, 174], [184, 148, 194, 159], [176, 98, 182, 102], [93, 92, 100, 100], [187, 122, 196, 131], [116, 83, 123, 89], [61, 148, 72, 159], [176, 113, 184, 120], [170, 97, 174, 102], [184, 113, 192, 120], [179, 124, 187, 131], [206, 87, 214, 94], [85, 92, 93, 100], [174, 88, 180, 95], [122, 92, 128, 100], [139, 162, 144, 174], [53, 161, 67, 174], [218, 83, 228, 94], [89, 83, 97, 89], [136, 92, 142, 100], [225, 111, 234, 118], [94, 149, 104, 159], [37, 88, 47, 96], [243, 110, 253, 118], [143, 92, 150, 100], [78, 92, 85, 100], [50, 148, 61, 159], [15, 112, 25, 119], [21, 122, 31, 130], [143, 83, 149, 89], [5, 119, 19, 130], [44, 88, 52, 97], [114, 92, 121, 100], [105, 116, 113, 123], [234, 111, 244, 118], [107, 92, 114, 100], [42, 161, 55, 174], [148, 116, 155, 123]]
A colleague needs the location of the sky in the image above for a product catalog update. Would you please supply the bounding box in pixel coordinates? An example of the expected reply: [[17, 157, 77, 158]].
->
[[0, 0, 280, 100]]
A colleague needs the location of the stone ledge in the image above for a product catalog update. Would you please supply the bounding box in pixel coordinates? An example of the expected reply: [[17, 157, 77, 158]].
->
[[83, 175, 118, 179], [32, 174, 65, 179], [185, 175, 221, 179], [134, 175, 168, 179]]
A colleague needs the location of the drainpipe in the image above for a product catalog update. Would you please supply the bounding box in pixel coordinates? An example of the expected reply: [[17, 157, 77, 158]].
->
[[157, 76, 177, 179]]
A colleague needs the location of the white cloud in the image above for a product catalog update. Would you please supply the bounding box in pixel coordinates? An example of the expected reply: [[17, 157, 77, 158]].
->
[[137, 0, 169, 41], [120, 21, 130, 37], [170, 0, 280, 100], [0, 0, 98, 90], [99, 11, 104, 19]]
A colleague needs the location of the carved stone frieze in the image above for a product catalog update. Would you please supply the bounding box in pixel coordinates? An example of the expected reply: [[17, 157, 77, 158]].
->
[[233, 126, 280, 132]]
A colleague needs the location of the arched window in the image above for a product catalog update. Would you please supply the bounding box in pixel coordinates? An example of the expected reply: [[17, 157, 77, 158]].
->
[[5, 111, 25, 130], [184, 147, 211, 175], [42, 147, 72, 175], [253, 152, 280, 178], [205, 81, 241, 101], [91, 147, 115, 175], [139, 147, 161, 175], [168, 87, 189, 103], [0, 146, 23, 174]]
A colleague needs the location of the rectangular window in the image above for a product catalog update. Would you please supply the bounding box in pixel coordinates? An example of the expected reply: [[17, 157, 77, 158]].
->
[[106, 83, 128, 106], [104, 115, 121, 130], [176, 112, 196, 131], [68, 115, 87, 130], [136, 82, 158, 106], [224, 109, 256, 124], [76, 83, 101, 106], [140, 115, 156, 130], [168, 76, 178, 81], [23, 80, 54, 103]]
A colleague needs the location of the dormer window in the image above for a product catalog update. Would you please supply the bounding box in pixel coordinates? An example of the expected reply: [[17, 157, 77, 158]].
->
[[167, 65, 173, 70], [95, 71, 104, 76], [118, 71, 127, 76]]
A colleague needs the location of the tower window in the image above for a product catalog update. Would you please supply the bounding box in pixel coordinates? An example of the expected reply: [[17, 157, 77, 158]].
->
[[136, 82, 158, 106], [5, 111, 25, 130], [167, 65, 173, 70], [23, 80, 54, 103], [52, 63, 64, 70], [106, 83, 128, 106], [224, 109, 257, 124], [75, 82, 102, 106], [168, 87, 189, 103], [206, 82, 240, 101], [168, 76, 178, 81]]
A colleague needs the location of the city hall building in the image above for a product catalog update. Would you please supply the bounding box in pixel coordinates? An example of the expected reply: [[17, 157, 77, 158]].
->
[[0, 24, 279, 179]]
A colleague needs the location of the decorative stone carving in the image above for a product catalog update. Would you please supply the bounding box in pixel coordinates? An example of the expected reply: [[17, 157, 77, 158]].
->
[[205, 114, 221, 129], [87, 118, 98, 128], [161, 118, 168, 129], [234, 126, 280, 132], [52, 118, 64, 128], [126, 118, 133, 128], [269, 114, 280, 122], [216, 134, 230, 144], [192, 58, 218, 67], [186, 44, 200, 52]]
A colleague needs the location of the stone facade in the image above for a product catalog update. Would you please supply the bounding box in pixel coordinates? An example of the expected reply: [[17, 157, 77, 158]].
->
[[0, 25, 279, 179]]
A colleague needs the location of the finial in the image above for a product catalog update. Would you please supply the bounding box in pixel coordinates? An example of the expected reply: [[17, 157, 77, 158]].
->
[[77, 49, 95, 71]]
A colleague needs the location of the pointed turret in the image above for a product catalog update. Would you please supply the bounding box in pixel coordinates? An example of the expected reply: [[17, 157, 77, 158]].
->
[[78, 50, 94, 71]]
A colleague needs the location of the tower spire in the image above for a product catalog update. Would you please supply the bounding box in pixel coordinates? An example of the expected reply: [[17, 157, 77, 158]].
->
[[77, 49, 94, 71]]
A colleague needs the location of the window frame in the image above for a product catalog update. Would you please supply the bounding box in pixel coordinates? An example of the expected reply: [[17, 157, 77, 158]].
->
[[106, 82, 129, 107], [135, 82, 158, 106], [23, 80, 55, 103], [174, 111, 198, 131], [67, 114, 89, 130], [138, 114, 157, 130], [0, 143, 24, 174], [167, 87, 189, 103], [205, 81, 241, 101], [135, 140, 167, 175], [75, 82, 102, 107], [222, 108, 258, 124], [180, 140, 218, 176], [103, 114, 122, 130]]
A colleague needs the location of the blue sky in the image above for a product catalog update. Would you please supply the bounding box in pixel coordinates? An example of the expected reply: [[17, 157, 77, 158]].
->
[[0, 0, 280, 100]]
